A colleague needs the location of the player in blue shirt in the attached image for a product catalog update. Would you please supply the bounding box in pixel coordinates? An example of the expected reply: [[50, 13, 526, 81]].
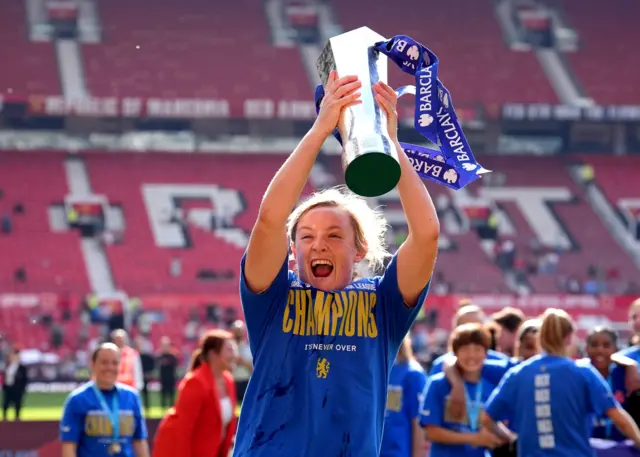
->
[[483, 308, 640, 457], [381, 336, 428, 457], [233, 73, 439, 457], [429, 304, 510, 376], [420, 323, 511, 457], [585, 326, 640, 441], [60, 343, 149, 457], [512, 318, 541, 363]]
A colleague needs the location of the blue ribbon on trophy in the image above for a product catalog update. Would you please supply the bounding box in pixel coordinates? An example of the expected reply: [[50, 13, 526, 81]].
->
[[314, 34, 490, 190]]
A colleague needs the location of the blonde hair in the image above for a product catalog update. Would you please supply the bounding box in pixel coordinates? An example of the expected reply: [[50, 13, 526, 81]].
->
[[539, 309, 574, 356], [287, 186, 390, 272]]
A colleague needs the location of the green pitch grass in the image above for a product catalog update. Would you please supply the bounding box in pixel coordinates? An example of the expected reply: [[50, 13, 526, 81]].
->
[[8, 391, 242, 422]]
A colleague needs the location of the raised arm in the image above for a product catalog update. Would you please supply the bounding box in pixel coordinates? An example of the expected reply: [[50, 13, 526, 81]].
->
[[244, 72, 362, 293], [374, 82, 439, 306]]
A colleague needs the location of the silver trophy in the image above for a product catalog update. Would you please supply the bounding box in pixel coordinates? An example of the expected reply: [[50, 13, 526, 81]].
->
[[317, 26, 400, 198]]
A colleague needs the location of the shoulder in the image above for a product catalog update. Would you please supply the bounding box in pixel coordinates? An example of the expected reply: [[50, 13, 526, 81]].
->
[[64, 383, 93, 409], [574, 358, 600, 379], [487, 349, 510, 361], [427, 372, 447, 389], [574, 357, 594, 371], [116, 383, 141, 399], [432, 353, 447, 366], [182, 367, 209, 389], [408, 359, 426, 375]]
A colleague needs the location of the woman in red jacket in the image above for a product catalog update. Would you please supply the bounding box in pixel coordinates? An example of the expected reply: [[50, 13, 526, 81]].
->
[[153, 329, 239, 457]]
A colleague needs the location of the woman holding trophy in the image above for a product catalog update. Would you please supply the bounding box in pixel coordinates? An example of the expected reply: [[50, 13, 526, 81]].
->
[[232, 67, 440, 457]]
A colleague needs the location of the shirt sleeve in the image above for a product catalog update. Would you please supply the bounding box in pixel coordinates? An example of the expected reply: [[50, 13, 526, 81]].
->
[[377, 253, 431, 348], [239, 252, 291, 349], [60, 394, 84, 443], [484, 368, 517, 422], [481, 359, 511, 386], [581, 363, 619, 416], [419, 376, 444, 427], [132, 391, 148, 440], [405, 369, 428, 420]]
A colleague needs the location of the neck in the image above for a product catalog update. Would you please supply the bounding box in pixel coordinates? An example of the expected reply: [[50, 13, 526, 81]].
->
[[462, 370, 481, 383], [597, 365, 610, 378], [94, 380, 115, 390]]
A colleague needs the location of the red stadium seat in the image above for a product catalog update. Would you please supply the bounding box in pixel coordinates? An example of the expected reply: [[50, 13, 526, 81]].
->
[[81, 0, 311, 101]]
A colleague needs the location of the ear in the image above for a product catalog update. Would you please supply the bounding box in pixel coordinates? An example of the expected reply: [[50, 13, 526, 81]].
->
[[354, 242, 368, 264]]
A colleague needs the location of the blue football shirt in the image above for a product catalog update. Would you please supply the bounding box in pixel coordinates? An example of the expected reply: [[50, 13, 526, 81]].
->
[[429, 349, 510, 376], [484, 354, 618, 457], [60, 382, 147, 457], [581, 359, 627, 442], [381, 359, 428, 457], [233, 253, 429, 457], [419, 372, 497, 457]]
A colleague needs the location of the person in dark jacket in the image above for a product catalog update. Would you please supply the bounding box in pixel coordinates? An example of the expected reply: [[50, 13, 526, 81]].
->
[[2, 348, 28, 420]]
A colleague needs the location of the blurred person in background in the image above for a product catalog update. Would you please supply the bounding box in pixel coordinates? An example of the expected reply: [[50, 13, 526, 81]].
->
[[2, 348, 28, 421], [157, 336, 179, 409], [380, 335, 427, 457], [60, 343, 149, 457], [429, 304, 511, 376], [585, 326, 640, 441], [152, 330, 238, 457], [512, 319, 541, 363], [420, 323, 509, 457], [137, 336, 156, 414], [621, 297, 640, 353], [491, 307, 526, 357], [231, 320, 252, 404], [483, 309, 640, 456], [112, 329, 144, 391]]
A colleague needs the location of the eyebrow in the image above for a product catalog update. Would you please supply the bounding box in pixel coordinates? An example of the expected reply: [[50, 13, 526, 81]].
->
[[298, 225, 343, 232]]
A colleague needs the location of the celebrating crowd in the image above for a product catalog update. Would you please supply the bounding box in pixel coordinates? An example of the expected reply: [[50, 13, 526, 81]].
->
[[55, 71, 640, 457], [383, 298, 640, 457]]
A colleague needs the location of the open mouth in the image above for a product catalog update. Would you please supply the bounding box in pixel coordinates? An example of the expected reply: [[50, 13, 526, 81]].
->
[[311, 259, 334, 278]]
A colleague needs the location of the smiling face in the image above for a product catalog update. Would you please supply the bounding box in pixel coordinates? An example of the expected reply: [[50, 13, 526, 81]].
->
[[455, 343, 487, 375], [291, 205, 365, 291], [207, 339, 238, 372], [587, 331, 616, 372], [92, 346, 120, 389]]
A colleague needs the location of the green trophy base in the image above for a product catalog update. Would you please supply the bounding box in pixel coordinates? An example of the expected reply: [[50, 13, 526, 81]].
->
[[344, 152, 401, 198]]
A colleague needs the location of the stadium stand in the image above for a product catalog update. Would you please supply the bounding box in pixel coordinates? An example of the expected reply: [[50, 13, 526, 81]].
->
[[333, 0, 558, 106], [0, 152, 89, 294], [476, 156, 639, 293], [82, 0, 311, 100], [0, 0, 60, 96], [562, 0, 640, 104], [83, 152, 315, 294]]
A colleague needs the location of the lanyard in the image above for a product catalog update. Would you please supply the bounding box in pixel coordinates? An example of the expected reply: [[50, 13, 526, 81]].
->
[[91, 382, 120, 441], [464, 380, 483, 431]]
